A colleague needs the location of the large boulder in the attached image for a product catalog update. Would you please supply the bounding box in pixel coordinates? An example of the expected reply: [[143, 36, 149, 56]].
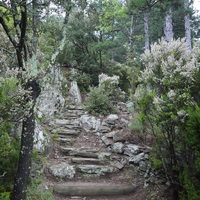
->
[[36, 83, 65, 118]]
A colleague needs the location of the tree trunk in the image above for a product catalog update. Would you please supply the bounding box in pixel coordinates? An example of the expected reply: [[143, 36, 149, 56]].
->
[[144, 10, 149, 51], [11, 80, 41, 200], [164, 8, 173, 43], [184, 0, 192, 50]]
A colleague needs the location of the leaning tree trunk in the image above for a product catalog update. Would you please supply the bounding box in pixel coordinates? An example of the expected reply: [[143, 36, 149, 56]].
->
[[164, 8, 173, 43], [11, 80, 40, 200]]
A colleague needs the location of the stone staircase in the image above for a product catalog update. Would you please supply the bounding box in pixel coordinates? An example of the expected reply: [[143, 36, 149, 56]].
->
[[46, 105, 126, 181], [43, 103, 164, 199]]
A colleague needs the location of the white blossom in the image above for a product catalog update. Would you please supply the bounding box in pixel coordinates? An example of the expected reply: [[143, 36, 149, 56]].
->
[[167, 90, 176, 99]]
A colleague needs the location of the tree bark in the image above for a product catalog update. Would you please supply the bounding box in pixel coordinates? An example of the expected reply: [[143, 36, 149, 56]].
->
[[164, 8, 173, 43], [184, 0, 192, 50], [144, 10, 149, 51], [11, 80, 41, 200]]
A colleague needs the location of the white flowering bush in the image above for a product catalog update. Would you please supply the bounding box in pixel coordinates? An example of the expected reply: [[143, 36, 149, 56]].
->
[[98, 73, 125, 103], [134, 38, 200, 198], [86, 73, 125, 116]]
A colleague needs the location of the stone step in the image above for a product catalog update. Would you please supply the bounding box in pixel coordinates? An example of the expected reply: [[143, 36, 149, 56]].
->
[[51, 129, 81, 136], [71, 157, 106, 165], [54, 183, 137, 197], [59, 115, 79, 119], [69, 151, 99, 158], [56, 137, 76, 145], [76, 165, 115, 175], [60, 147, 99, 154], [60, 147, 112, 160], [65, 105, 84, 110], [53, 119, 80, 126]]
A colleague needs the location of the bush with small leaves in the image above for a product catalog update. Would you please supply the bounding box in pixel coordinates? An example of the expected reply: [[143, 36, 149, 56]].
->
[[86, 86, 114, 116], [134, 38, 200, 199]]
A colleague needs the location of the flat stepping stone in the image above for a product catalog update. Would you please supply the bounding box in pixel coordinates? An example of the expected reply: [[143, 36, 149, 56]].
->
[[65, 105, 84, 110], [52, 129, 81, 136], [54, 119, 77, 125], [76, 165, 114, 175], [69, 151, 98, 158], [54, 183, 137, 196], [60, 147, 99, 154], [56, 137, 76, 144], [71, 157, 105, 165]]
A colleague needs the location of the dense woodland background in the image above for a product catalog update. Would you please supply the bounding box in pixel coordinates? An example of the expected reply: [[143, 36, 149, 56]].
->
[[0, 0, 200, 199]]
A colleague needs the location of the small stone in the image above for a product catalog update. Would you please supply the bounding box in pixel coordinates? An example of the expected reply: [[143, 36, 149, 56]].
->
[[98, 152, 112, 160], [139, 161, 147, 171], [104, 131, 116, 138], [129, 153, 145, 165], [110, 161, 124, 169], [112, 142, 124, 154], [113, 131, 126, 142], [101, 136, 114, 146], [106, 114, 119, 122], [124, 144, 142, 156], [99, 125, 111, 133]]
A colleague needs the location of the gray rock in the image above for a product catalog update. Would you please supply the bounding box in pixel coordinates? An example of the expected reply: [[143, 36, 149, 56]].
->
[[49, 163, 76, 179], [129, 153, 145, 165], [68, 80, 82, 104], [77, 165, 114, 175], [71, 158, 103, 165], [98, 152, 112, 160], [99, 125, 111, 133], [112, 142, 124, 154], [104, 131, 116, 138], [101, 136, 114, 146], [106, 114, 119, 123], [124, 144, 142, 156], [113, 131, 126, 142], [34, 122, 52, 153], [139, 161, 147, 171], [52, 128, 80, 136], [36, 82, 65, 118], [80, 115, 101, 132], [110, 161, 124, 169]]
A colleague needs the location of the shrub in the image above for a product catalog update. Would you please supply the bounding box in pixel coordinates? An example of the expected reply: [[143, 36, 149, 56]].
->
[[86, 87, 114, 116], [134, 38, 200, 199], [99, 73, 125, 103], [77, 72, 91, 93]]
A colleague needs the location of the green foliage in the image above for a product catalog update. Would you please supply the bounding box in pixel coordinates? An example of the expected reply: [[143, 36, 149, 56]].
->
[[39, 15, 64, 66], [179, 166, 200, 200], [86, 86, 114, 116], [77, 72, 92, 93], [0, 78, 21, 198], [134, 38, 200, 198], [0, 192, 10, 200], [26, 178, 53, 200], [106, 61, 131, 93], [99, 73, 126, 104]]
